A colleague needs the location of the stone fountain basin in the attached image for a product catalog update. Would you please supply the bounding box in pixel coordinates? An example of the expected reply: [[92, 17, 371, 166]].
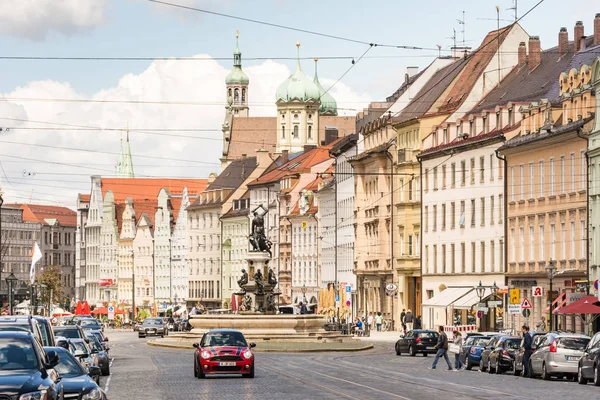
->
[[189, 314, 327, 336]]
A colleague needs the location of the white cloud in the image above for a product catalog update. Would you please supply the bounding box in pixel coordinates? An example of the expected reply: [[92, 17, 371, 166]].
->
[[0, 0, 107, 40], [0, 55, 370, 206]]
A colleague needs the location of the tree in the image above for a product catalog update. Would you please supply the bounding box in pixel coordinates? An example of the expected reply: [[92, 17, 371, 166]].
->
[[38, 265, 63, 307]]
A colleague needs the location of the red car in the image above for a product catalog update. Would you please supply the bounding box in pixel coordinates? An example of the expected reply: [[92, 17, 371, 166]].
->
[[193, 329, 256, 378]]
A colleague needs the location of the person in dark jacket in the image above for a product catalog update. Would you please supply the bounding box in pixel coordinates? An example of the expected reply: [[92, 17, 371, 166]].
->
[[405, 310, 414, 331], [414, 315, 422, 329], [521, 324, 533, 378], [300, 302, 307, 315], [430, 326, 453, 370]]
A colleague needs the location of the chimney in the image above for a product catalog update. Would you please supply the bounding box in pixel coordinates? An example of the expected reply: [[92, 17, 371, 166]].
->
[[324, 127, 339, 145], [558, 27, 568, 54], [528, 36, 541, 70], [595, 13, 600, 46], [303, 145, 317, 153], [406, 66, 419, 78], [281, 149, 289, 164], [518, 42, 527, 65], [575, 21, 584, 52]]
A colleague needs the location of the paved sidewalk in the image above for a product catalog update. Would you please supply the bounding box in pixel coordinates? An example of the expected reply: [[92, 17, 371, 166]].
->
[[356, 330, 401, 343]]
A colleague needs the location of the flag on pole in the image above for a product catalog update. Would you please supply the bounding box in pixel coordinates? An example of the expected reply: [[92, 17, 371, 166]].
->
[[29, 242, 42, 284]]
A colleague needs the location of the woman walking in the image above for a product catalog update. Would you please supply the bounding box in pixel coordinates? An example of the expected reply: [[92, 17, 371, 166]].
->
[[450, 330, 463, 371]]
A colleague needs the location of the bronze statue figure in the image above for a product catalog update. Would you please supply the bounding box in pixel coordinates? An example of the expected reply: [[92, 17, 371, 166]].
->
[[254, 269, 265, 295], [267, 267, 278, 286], [237, 269, 249, 288], [249, 204, 273, 258]]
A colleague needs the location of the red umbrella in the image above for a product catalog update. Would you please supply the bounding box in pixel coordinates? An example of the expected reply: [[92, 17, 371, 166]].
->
[[83, 301, 91, 315], [556, 295, 600, 315], [75, 301, 83, 315]]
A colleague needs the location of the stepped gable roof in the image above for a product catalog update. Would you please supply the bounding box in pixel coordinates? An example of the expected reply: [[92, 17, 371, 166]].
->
[[393, 59, 468, 124], [437, 26, 512, 113], [12, 204, 77, 227], [469, 38, 599, 115], [228, 117, 277, 160], [248, 138, 342, 187], [100, 178, 208, 203]]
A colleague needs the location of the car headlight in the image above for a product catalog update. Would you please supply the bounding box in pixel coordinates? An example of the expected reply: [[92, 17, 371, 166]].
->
[[82, 389, 102, 400], [200, 350, 212, 360], [242, 349, 253, 359], [19, 391, 48, 400]]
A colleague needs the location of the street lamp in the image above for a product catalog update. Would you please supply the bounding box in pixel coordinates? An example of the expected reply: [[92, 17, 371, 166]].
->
[[363, 277, 369, 337], [301, 284, 307, 303], [475, 281, 485, 331], [491, 281, 498, 331], [0, 193, 4, 292], [545, 259, 557, 331], [5, 272, 17, 315], [31, 280, 40, 316]]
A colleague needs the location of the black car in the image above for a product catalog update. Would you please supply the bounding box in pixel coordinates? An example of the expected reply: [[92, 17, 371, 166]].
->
[[486, 336, 521, 374], [54, 325, 88, 341], [138, 318, 168, 338], [513, 332, 546, 376], [78, 318, 103, 332], [395, 330, 439, 356], [87, 330, 110, 352], [33, 316, 57, 347], [0, 315, 45, 347], [578, 331, 600, 385], [0, 331, 62, 400], [86, 333, 111, 376], [458, 335, 494, 370], [46, 346, 107, 400]]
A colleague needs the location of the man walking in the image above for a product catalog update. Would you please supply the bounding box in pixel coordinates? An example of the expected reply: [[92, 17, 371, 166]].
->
[[535, 316, 546, 333], [405, 309, 414, 331], [375, 312, 383, 332], [430, 326, 453, 370], [521, 324, 533, 378]]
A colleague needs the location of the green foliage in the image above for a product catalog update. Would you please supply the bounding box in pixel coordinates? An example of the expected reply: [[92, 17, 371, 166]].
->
[[38, 265, 62, 306], [137, 308, 150, 321]]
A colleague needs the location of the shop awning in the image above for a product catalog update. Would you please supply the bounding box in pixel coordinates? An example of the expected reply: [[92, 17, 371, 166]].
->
[[544, 292, 567, 313], [422, 287, 473, 308], [451, 288, 492, 310], [556, 295, 600, 315]]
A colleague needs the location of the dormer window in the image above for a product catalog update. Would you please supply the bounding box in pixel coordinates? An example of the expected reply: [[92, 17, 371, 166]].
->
[[496, 112, 501, 129], [443, 128, 448, 143], [469, 120, 474, 135]]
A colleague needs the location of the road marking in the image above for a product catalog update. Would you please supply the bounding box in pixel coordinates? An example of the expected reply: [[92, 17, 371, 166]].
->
[[104, 375, 112, 394], [109, 358, 114, 367]]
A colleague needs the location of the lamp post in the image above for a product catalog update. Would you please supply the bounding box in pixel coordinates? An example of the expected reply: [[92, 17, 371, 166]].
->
[[5, 272, 17, 315], [363, 277, 369, 337], [545, 259, 557, 332], [475, 281, 486, 331], [0, 193, 4, 292], [301, 284, 307, 303], [491, 281, 498, 331], [31, 280, 40, 316]]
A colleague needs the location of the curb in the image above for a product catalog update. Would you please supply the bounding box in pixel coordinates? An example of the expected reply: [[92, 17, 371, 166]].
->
[[146, 340, 374, 353]]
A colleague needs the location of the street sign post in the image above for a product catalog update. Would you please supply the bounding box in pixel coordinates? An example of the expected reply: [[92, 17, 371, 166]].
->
[[477, 311, 483, 319], [346, 285, 352, 293], [521, 298, 532, 309], [508, 304, 521, 314], [532, 286, 543, 297], [509, 288, 520, 304], [522, 309, 531, 318], [108, 305, 115, 321], [487, 300, 502, 308]]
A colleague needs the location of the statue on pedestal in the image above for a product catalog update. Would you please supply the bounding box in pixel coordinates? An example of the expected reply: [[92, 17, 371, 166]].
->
[[249, 204, 273, 258], [235, 269, 249, 295], [254, 269, 265, 296], [268, 267, 278, 286]]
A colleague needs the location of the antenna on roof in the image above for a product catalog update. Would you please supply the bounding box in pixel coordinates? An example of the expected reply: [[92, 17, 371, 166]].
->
[[448, 29, 457, 51], [507, 0, 517, 22], [457, 11, 466, 47]]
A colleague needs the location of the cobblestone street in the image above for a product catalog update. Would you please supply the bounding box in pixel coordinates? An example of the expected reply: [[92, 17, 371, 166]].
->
[[104, 331, 600, 399]]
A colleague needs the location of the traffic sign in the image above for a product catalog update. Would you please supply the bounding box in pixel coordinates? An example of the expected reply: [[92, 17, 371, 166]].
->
[[345, 300, 351, 307], [107, 305, 115, 312], [108, 305, 115, 321], [595, 280, 599, 291], [522, 309, 531, 318], [509, 288, 520, 304], [335, 295, 340, 302], [474, 306, 489, 313], [532, 286, 543, 297], [477, 311, 483, 319], [521, 298, 532, 309], [508, 304, 521, 314], [346, 285, 352, 293], [487, 300, 502, 308]]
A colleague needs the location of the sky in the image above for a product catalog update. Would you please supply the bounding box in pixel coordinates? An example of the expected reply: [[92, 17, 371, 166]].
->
[[0, 0, 598, 207]]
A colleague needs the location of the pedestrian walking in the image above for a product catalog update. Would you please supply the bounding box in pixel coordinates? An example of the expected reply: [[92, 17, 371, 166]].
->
[[414, 315, 422, 329], [367, 313, 374, 330], [400, 309, 406, 326], [535, 316, 546, 333], [430, 326, 453, 370], [521, 324, 533, 378], [375, 312, 383, 332], [405, 309, 414, 331], [449, 331, 463, 370]]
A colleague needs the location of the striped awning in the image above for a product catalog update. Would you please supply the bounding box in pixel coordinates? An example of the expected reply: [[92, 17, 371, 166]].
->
[[544, 292, 567, 313]]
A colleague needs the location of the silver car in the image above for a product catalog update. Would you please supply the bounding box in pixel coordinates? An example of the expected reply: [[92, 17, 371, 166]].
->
[[530, 333, 590, 380]]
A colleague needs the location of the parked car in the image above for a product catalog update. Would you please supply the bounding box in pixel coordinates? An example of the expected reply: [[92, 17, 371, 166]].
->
[[578, 331, 600, 385], [32, 316, 57, 347], [87, 329, 109, 352], [0, 331, 63, 400], [138, 317, 168, 338], [459, 335, 495, 370], [479, 335, 514, 372], [47, 346, 107, 399], [395, 330, 439, 356], [486, 336, 521, 374], [193, 329, 256, 378], [530, 333, 590, 380], [0, 315, 46, 347], [513, 332, 546, 376], [86, 333, 111, 376], [58, 337, 100, 383], [78, 318, 103, 332], [54, 325, 88, 341]]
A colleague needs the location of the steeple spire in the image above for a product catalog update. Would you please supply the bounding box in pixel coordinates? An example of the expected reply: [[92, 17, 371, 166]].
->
[[116, 127, 135, 178], [296, 42, 302, 71], [233, 30, 241, 67]]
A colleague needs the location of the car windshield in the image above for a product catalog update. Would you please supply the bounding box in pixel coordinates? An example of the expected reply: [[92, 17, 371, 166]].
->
[[80, 320, 99, 327], [558, 337, 590, 351], [201, 332, 247, 347], [417, 332, 438, 339], [0, 326, 30, 333], [473, 337, 490, 346], [71, 341, 88, 355], [37, 324, 51, 346], [0, 338, 38, 370], [87, 338, 102, 352], [505, 339, 521, 350], [54, 351, 85, 377], [54, 328, 80, 339], [142, 319, 162, 326]]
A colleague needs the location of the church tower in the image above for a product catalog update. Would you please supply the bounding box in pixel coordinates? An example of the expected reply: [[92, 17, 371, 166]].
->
[[225, 31, 249, 117], [116, 131, 135, 178]]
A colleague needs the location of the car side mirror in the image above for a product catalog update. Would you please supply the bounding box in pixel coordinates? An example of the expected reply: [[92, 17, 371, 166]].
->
[[45, 350, 59, 369], [84, 338, 90, 344], [490, 346, 495, 351], [193, 343, 199, 349], [104, 338, 109, 342], [249, 342, 256, 348], [88, 366, 101, 377]]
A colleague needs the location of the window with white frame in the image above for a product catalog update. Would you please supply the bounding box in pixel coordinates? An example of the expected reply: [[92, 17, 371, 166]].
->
[[451, 243, 456, 273], [510, 228, 516, 262], [570, 221, 575, 260], [560, 156, 566, 194], [442, 165, 447, 189], [425, 245, 429, 273], [490, 195, 495, 225], [480, 197, 485, 226], [490, 240, 495, 271], [499, 194, 503, 223], [433, 244, 438, 273], [529, 226, 535, 261], [519, 164, 525, 200], [480, 156, 485, 183], [581, 150, 586, 191], [408, 235, 413, 256], [490, 154, 494, 180], [551, 223, 556, 259], [425, 169, 429, 191], [442, 244, 446, 271], [424, 206, 428, 232], [471, 242, 476, 273], [539, 160, 545, 197], [433, 205, 437, 231], [451, 202, 456, 229], [510, 167, 515, 202], [539, 224, 545, 260], [461, 242, 466, 272], [451, 163, 456, 188], [561, 222, 566, 260], [529, 162, 535, 198], [519, 226, 525, 261], [550, 159, 556, 196], [581, 220, 586, 259], [415, 233, 420, 256], [470, 199, 475, 227], [570, 153, 576, 193], [442, 203, 446, 230]]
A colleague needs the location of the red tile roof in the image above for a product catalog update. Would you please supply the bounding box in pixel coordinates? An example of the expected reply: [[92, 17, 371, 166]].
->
[[79, 194, 90, 202], [11, 204, 77, 227], [228, 117, 277, 159], [100, 178, 208, 203]]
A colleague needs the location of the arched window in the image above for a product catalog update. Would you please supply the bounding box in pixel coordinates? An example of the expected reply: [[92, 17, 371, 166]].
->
[[242, 88, 246, 103], [228, 88, 232, 99], [293, 125, 299, 139], [234, 88, 240, 103], [308, 125, 312, 140], [281, 126, 285, 139]]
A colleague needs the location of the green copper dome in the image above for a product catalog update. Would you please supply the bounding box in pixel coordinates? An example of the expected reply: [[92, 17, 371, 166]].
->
[[276, 44, 320, 103], [226, 33, 249, 85], [313, 59, 337, 116]]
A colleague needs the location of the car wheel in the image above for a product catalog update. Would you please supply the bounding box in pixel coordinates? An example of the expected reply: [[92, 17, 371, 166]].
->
[[466, 358, 473, 371], [409, 345, 416, 357], [541, 362, 551, 380], [138, 334, 145, 339], [495, 362, 502, 374], [161, 334, 165, 338], [422, 352, 428, 357], [593, 364, 600, 387], [488, 362, 494, 374], [513, 361, 520, 376], [194, 358, 198, 378], [578, 364, 587, 385], [101, 366, 110, 376], [479, 359, 487, 372], [395, 344, 401, 356], [245, 366, 255, 378]]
